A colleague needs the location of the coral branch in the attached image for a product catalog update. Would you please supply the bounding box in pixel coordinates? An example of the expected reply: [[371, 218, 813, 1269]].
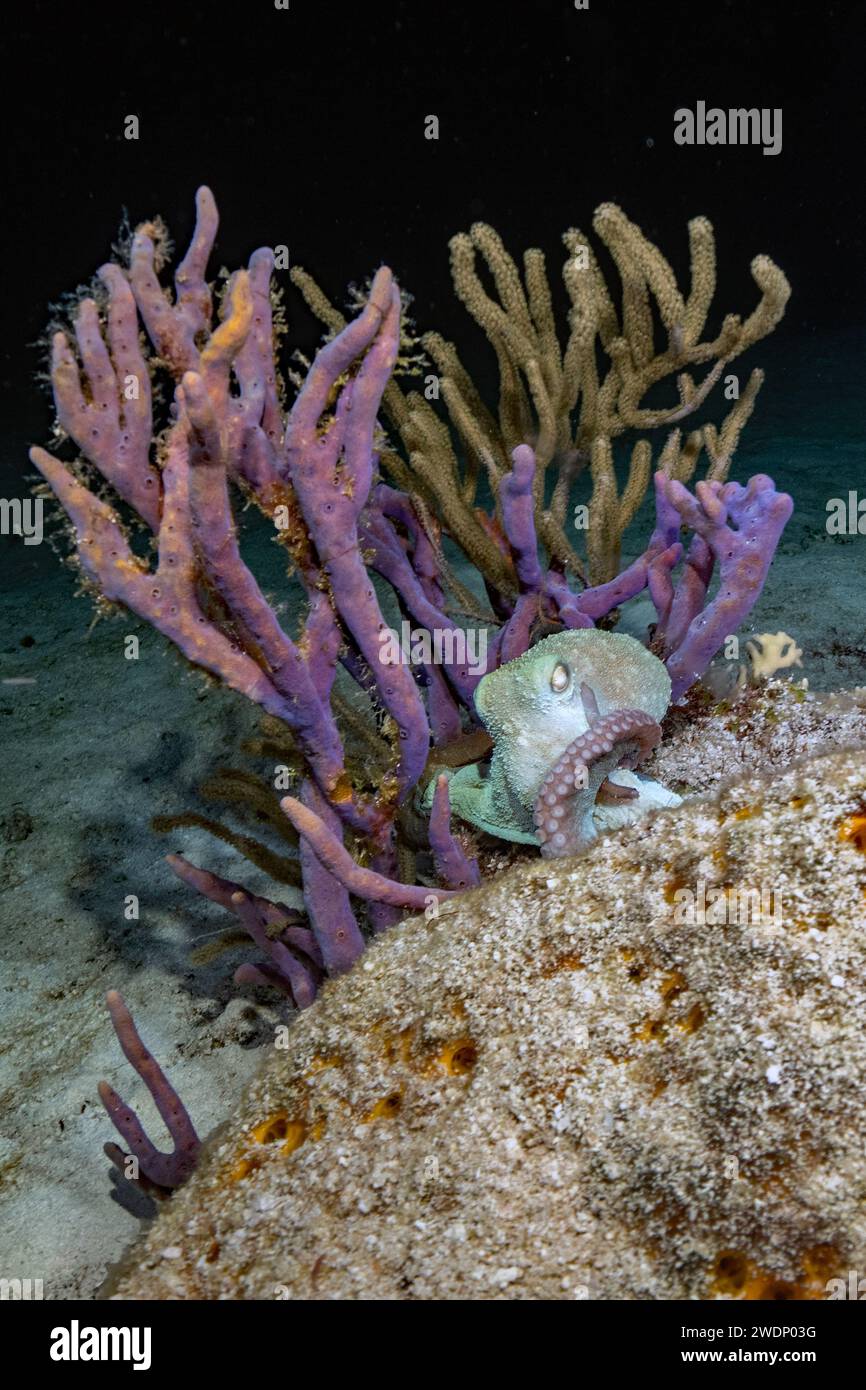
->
[[291, 203, 789, 592]]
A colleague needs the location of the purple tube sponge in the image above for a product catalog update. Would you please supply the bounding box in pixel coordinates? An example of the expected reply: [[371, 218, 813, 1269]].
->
[[488, 446, 792, 700], [166, 854, 322, 1008], [655, 473, 794, 701], [281, 795, 459, 910], [429, 776, 482, 889], [284, 269, 430, 803], [296, 779, 366, 975], [98, 991, 201, 1192]]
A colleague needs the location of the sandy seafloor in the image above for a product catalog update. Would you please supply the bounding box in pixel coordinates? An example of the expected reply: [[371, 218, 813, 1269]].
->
[[1, 326, 864, 1298]]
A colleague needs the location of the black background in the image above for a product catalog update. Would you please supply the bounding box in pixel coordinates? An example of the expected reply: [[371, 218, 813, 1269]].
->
[[4, 0, 865, 483]]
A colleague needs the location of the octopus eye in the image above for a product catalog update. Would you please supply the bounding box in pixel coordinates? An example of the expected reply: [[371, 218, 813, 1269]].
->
[[550, 662, 570, 693]]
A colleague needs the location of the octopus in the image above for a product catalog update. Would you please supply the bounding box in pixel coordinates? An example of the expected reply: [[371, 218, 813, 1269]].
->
[[428, 630, 682, 859]]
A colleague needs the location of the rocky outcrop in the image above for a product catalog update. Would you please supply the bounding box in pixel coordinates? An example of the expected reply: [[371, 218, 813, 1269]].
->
[[108, 747, 866, 1300]]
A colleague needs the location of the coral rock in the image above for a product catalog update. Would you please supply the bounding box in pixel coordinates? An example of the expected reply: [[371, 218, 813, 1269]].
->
[[107, 747, 866, 1300]]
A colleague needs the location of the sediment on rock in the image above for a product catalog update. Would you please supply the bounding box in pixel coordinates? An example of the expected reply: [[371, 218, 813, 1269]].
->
[[107, 747, 866, 1301]]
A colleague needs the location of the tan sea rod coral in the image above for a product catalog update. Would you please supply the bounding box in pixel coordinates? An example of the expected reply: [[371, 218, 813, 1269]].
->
[[108, 748, 866, 1301], [294, 203, 790, 587]]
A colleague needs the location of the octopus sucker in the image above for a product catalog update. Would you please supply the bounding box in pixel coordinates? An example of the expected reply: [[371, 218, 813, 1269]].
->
[[532, 707, 662, 858]]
